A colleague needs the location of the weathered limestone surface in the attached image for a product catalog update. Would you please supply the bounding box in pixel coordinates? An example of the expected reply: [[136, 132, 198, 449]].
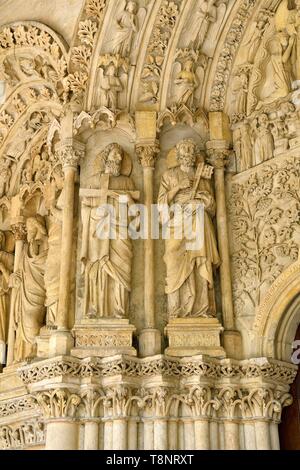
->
[[0, 0, 299, 450]]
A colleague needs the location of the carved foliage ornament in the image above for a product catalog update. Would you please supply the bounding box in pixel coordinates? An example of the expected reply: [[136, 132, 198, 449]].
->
[[139, 0, 181, 104], [18, 356, 297, 385], [69, 0, 108, 103], [209, 0, 257, 112], [230, 158, 300, 316], [0, 22, 68, 104]]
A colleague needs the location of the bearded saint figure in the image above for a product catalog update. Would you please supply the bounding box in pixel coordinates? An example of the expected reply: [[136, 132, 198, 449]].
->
[[81, 143, 138, 319], [158, 139, 220, 319]]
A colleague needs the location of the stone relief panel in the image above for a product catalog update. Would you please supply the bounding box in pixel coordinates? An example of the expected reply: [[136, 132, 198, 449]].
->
[[229, 156, 300, 322], [228, 1, 300, 173], [0, 420, 45, 450]]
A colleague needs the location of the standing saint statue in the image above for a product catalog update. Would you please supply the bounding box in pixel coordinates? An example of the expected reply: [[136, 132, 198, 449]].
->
[[44, 176, 64, 328], [0, 231, 14, 364], [10, 216, 48, 362], [158, 139, 220, 319], [80, 143, 139, 320]]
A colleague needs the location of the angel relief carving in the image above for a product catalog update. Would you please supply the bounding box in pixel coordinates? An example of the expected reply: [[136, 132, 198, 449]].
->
[[80, 143, 139, 320], [107, 0, 147, 61], [171, 49, 207, 110], [181, 0, 228, 53], [158, 139, 220, 320], [111, 1, 138, 56], [249, 1, 300, 110], [239, 9, 271, 65]]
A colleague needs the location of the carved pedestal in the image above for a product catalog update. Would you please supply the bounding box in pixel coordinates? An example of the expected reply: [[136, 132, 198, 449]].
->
[[165, 318, 225, 358], [71, 319, 137, 358]]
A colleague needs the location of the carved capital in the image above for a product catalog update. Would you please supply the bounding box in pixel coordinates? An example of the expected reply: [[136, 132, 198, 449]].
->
[[57, 141, 85, 170], [206, 140, 231, 169], [11, 222, 26, 241], [241, 388, 293, 422], [217, 387, 243, 419], [35, 389, 81, 420], [80, 389, 104, 419], [184, 385, 220, 419], [103, 385, 134, 418], [140, 386, 173, 418], [136, 143, 160, 169]]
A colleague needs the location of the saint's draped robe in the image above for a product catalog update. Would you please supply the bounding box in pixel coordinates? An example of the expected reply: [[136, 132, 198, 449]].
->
[[81, 175, 136, 319], [158, 166, 220, 318]]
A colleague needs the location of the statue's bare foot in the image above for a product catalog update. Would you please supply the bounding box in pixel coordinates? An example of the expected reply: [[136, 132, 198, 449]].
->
[[114, 313, 125, 319], [25, 355, 35, 364], [87, 310, 97, 319]]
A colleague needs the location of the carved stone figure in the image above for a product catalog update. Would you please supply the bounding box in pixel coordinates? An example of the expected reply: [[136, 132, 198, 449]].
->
[[286, 0, 300, 82], [100, 63, 122, 110], [232, 67, 249, 116], [44, 186, 63, 328], [234, 123, 253, 171], [0, 231, 14, 364], [158, 139, 220, 319], [11, 216, 48, 362], [81, 143, 138, 319], [260, 32, 294, 104], [111, 1, 138, 56], [0, 158, 12, 198], [252, 114, 275, 165], [174, 58, 199, 108], [95, 55, 129, 111], [241, 10, 270, 63], [240, 123, 253, 171], [188, 0, 218, 50]]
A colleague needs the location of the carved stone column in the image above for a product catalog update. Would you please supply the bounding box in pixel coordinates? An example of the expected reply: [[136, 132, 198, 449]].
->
[[186, 385, 219, 450], [84, 420, 99, 450], [35, 389, 81, 450], [81, 390, 103, 450], [207, 128, 242, 359], [49, 140, 84, 356], [254, 420, 271, 450], [136, 111, 161, 357], [150, 388, 169, 450], [104, 386, 130, 451], [223, 421, 240, 450], [246, 388, 292, 451], [6, 219, 27, 366], [218, 388, 241, 450]]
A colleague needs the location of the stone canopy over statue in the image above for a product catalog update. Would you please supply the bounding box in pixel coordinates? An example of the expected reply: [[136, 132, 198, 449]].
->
[[80, 143, 139, 320], [158, 139, 220, 320]]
